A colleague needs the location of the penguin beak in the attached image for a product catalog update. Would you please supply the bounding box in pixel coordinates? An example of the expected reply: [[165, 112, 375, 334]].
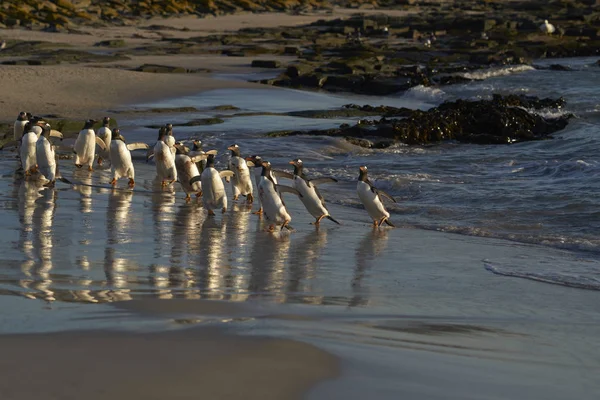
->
[[288, 160, 296, 166], [359, 166, 367, 172], [227, 145, 235, 151]]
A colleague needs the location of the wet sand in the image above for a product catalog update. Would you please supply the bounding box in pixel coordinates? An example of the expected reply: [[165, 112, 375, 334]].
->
[[0, 327, 339, 400]]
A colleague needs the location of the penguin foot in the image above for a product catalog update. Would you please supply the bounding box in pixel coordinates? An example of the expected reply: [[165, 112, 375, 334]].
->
[[185, 194, 191, 203], [87, 166, 93, 172], [195, 191, 202, 198], [168, 179, 176, 186], [281, 220, 292, 231], [97, 157, 103, 166], [312, 215, 326, 226], [253, 208, 263, 215], [222, 207, 227, 214], [207, 209, 216, 216], [161, 180, 167, 187], [75, 164, 82, 169], [267, 224, 275, 232], [372, 220, 378, 227], [233, 195, 239, 201], [110, 178, 117, 186], [246, 194, 254, 204], [128, 179, 135, 188]]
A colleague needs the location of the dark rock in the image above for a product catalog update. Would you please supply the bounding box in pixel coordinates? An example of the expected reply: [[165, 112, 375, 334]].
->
[[251, 60, 281, 68], [135, 64, 187, 73], [94, 39, 126, 47]]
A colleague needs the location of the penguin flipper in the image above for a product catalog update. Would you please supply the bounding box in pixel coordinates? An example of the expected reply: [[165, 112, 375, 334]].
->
[[309, 177, 338, 185], [246, 160, 255, 167], [189, 175, 202, 185], [220, 171, 235, 179], [127, 142, 150, 151], [377, 189, 397, 203], [95, 137, 107, 150], [276, 184, 302, 197], [49, 130, 63, 139], [274, 170, 294, 180], [190, 154, 209, 163]]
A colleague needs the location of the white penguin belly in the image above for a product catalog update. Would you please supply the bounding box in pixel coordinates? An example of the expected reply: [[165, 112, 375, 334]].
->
[[230, 157, 253, 196], [36, 137, 56, 182], [154, 141, 177, 181], [294, 177, 328, 218], [201, 168, 226, 210], [20, 132, 38, 172], [176, 155, 201, 194], [110, 141, 134, 179], [98, 127, 112, 160], [14, 120, 28, 141], [357, 181, 389, 221], [259, 177, 290, 224], [74, 130, 96, 166]]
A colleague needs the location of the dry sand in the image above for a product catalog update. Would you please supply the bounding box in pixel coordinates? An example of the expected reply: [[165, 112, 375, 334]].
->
[[0, 327, 338, 400]]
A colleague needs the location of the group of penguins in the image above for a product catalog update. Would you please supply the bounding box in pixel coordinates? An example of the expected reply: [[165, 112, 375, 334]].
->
[[12, 112, 397, 231]]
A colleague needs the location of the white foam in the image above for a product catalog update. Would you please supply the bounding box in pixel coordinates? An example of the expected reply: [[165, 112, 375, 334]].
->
[[402, 85, 446, 102], [462, 65, 535, 80]]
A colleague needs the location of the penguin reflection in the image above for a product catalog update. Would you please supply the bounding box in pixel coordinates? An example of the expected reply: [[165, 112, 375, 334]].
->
[[225, 203, 253, 301], [103, 189, 133, 297], [151, 188, 176, 259], [247, 229, 291, 303], [350, 228, 389, 307], [16, 180, 43, 261], [287, 229, 328, 304], [196, 216, 229, 300], [73, 169, 93, 214], [20, 187, 57, 302], [168, 202, 204, 291]]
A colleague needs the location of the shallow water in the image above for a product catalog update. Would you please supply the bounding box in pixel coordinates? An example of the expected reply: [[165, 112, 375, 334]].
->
[[1, 57, 600, 399]]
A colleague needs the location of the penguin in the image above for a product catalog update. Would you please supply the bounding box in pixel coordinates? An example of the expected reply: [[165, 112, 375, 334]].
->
[[96, 116, 112, 166], [258, 160, 300, 231], [152, 127, 177, 186], [35, 122, 58, 186], [175, 146, 216, 202], [189, 153, 233, 215], [540, 19, 555, 35], [14, 111, 29, 142], [288, 158, 340, 226], [74, 119, 97, 171], [227, 144, 254, 203], [356, 166, 397, 227], [164, 123, 176, 155], [192, 139, 207, 172], [245, 154, 266, 214], [109, 128, 149, 188], [20, 128, 39, 176]]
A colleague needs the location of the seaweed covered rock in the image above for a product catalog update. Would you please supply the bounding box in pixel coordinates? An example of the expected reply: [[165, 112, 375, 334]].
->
[[269, 95, 572, 145]]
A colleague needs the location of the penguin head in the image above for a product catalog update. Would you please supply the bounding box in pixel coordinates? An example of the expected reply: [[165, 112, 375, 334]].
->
[[113, 128, 124, 142], [227, 144, 241, 157], [245, 154, 261, 165], [38, 122, 51, 138], [358, 166, 368, 181], [174, 142, 188, 155], [165, 123, 173, 135], [26, 112, 34, 120], [83, 119, 97, 130], [102, 116, 110, 127], [192, 140, 202, 151], [17, 111, 28, 121], [206, 153, 216, 167], [289, 158, 304, 175], [157, 126, 167, 141], [260, 160, 272, 176]]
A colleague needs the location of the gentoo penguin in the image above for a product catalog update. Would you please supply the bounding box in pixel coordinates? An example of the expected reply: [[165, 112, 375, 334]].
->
[[189, 153, 233, 215], [245, 154, 266, 214], [175, 146, 216, 202], [227, 144, 254, 203], [289, 159, 340, 226], [192, 139, 207, 172], [14, 111, 29, 142], [74, 119, 97, 171], [96, 116, 112, 165], [36, 122, 58, 186], [152, 126, 177, 186], [540, 19, 555, 35], [109, 128, 149, 188], [20, 127, 39, 176], [357, 166, 397, 227], [258, 160, 299, 231]]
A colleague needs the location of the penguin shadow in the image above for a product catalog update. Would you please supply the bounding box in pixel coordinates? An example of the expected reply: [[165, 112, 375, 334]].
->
[[195, 214, 229, 300], [19, 187, 58, 303], [349, 227, 390, 307], [286, 229, 328, 304], [247, 225, 291, 302]]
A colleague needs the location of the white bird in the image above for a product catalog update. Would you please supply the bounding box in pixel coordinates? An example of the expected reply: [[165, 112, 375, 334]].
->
[[164, 123, 176, 155], [96, 116, 112, 166], [175, 146, 216, 202], [74, 119, 97, 171], [540, 20, 555, 35], [356, 166, 396, 227], [13, 111, 29, 142], [245, 154, 267, 214], [20, 129, 39, 176], [289, 158, 340, 226], [189, 153, 233, 215], [107, 128, 148, 188], [227, 144, 254, 203], [36, 122, 59, 186], [258, 160, 299, 231]]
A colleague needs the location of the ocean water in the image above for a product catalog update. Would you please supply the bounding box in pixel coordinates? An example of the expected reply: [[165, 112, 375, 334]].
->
[[0, 57, 599, 399]]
